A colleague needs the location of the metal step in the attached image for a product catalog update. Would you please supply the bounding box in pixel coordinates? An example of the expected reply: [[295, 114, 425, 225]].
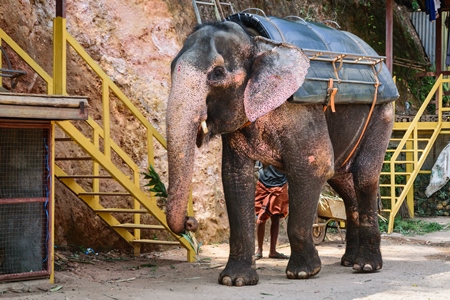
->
[[132, 239, 180, 245], [78, 192, 131, 196], [95, 208, 148, 213], [113, 223, 165, 230], [58, 175, 113, 179], [55, 157, 92, 161]]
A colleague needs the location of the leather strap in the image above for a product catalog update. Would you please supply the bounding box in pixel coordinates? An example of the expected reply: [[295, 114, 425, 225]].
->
[[241, 120, 252, 128], [323, 78, 337, 112]]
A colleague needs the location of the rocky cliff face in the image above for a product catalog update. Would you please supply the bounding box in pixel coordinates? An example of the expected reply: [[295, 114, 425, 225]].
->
[[0, 0, 424, 252]]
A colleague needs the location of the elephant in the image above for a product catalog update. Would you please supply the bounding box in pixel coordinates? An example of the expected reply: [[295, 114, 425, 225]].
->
[[165, 20, 394, 286]]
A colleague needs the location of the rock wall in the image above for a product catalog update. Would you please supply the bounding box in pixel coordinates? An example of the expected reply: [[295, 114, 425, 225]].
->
[[0, 0, 425, 253]]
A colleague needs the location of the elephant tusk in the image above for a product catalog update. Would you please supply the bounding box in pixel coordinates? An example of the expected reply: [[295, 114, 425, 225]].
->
[[201, 120, 208, 134]]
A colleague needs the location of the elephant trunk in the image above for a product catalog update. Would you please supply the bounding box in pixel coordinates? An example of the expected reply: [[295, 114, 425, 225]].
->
[[165, 63, 207, 234]]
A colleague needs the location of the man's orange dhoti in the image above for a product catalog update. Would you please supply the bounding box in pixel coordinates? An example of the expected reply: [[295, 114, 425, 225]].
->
[[254, 180, 288, 224]]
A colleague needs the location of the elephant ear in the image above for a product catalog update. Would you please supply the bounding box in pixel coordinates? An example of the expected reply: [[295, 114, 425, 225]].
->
[[244, 36, 310, 122]]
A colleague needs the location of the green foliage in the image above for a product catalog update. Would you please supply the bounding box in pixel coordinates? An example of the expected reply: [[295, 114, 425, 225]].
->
[[404, 65, 450, 112], [379, 150, 406, 208], [143, 165, 203, 257], [299, 6, 316, 22], [143, 165, 168, 199], [379, 217, 444, 235], [181, 231, 203, 261], [414, 173, 450, 216], [411, 0, 420, 11], [414, 75, 435, 101]]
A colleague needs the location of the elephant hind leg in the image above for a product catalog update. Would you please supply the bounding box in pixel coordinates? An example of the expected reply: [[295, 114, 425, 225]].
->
[[328, 174, 382, 272], [328, 175, 359, 267]]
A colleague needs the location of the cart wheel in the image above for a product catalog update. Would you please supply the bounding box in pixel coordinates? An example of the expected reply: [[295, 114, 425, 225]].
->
[[312, 225, 326, 245]]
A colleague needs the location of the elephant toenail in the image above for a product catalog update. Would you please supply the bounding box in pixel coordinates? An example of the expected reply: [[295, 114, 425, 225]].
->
[[297, 271, 308, 279], [363, 264, 373, 271], [286, 270, 295, 279], [342, 260, 352, 267], [235, 277, 245, 286], [221, 276, 232, 286]]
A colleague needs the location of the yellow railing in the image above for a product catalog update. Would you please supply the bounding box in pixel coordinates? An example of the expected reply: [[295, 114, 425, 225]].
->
[[52, 17, 194, 260], [382, 75, 450, 233], [0, 28, 53, 90], [0, 18, 195, 262]]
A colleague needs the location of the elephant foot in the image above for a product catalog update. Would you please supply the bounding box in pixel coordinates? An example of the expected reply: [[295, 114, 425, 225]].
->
[[347, 249, 382, 273], [352, 261, 382, 273], [285, 252, 321, 279], [218, 261, 259, 286], [341, 251, 382, 272]]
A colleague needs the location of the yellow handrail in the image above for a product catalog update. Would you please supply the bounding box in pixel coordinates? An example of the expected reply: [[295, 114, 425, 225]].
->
[[0, 28, 53, 91], [65, 32, 166, 147], [385, 75, 450, 233]]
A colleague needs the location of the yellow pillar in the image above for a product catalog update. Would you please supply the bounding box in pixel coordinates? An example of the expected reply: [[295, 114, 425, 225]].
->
[[405, 140, 414, 217], [53, 16, 66, 95], [51, 7, 67, 282]]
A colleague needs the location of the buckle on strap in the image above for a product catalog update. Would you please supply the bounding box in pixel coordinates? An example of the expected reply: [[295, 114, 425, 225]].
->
[[323, 78, 337, 112]]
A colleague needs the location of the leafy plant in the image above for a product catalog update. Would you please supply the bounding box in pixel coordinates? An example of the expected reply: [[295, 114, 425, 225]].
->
[[379, 217, 445, 235], [143, 165, 203, 260], [143, 165, 168, 198], [182, 232, 203, 261], [411, 0, 420, 11], [414, 173, 450, 216]]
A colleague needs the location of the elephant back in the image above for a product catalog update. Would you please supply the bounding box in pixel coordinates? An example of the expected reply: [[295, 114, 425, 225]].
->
[[226, 13, 399, 106]]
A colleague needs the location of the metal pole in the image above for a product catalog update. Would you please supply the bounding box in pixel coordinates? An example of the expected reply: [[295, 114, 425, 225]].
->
[[191, 0, 202, 24], [56, 0, 66, 18], [53, 0, 67, 95], [386, 0, 393, 74]]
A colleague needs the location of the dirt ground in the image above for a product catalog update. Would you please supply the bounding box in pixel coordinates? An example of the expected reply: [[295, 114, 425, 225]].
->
[[1, 217, 450, 300]]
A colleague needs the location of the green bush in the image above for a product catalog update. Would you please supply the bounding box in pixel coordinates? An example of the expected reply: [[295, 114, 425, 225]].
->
[[379, 217, 444, 235]]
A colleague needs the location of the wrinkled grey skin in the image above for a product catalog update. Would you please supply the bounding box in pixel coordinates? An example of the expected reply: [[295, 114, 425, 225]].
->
[[166, 21, 393, 286]]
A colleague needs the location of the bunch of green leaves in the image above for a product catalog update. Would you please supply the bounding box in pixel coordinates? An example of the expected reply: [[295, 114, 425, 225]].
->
[[143, 165, 203, 258], [143, 165, 168, 198], [411, 0, 420, 11], [181, 231, 203, 261]]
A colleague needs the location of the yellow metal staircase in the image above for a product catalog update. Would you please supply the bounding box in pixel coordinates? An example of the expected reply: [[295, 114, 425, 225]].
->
[[0, 18, 195, 261], [380, 75, 450, 233]]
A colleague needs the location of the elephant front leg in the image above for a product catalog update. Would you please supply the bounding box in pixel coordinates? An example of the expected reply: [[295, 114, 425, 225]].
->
[[286, 229, 322, 279], [218, 139, 258, 286]]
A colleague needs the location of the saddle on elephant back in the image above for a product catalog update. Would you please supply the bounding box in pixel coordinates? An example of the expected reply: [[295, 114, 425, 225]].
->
[[226, 12, 399, 109]]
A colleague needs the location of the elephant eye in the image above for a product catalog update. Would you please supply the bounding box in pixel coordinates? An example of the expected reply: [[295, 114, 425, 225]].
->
[[207, 66, 226, 84]]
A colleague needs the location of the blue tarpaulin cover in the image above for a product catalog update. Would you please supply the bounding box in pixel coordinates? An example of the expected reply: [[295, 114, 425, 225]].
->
[[226, 13, 399, 105]]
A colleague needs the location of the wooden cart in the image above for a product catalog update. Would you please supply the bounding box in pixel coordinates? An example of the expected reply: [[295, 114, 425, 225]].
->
[[312, 196, 346, 245]]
